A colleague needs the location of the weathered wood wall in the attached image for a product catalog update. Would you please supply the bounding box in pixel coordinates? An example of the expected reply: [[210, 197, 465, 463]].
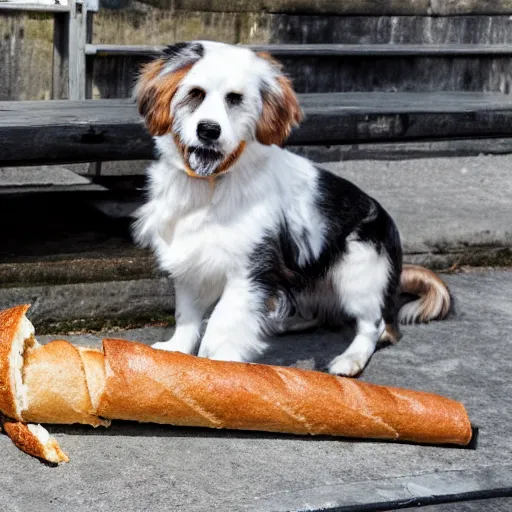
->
[[92, 13, 512, 97], [0, 12, 54, 101], [4, 1, 512, 100]]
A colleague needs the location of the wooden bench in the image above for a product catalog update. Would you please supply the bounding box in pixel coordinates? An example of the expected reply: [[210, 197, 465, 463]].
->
[[2, 91, 512, 166]]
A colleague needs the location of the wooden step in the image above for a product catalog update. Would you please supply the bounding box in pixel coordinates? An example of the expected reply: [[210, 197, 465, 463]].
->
[[87, 43, 512, 95], [2, 92, 512, 166]]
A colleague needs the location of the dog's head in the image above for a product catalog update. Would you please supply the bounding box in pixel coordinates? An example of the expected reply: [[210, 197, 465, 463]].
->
[[135, 41, 303, 178]]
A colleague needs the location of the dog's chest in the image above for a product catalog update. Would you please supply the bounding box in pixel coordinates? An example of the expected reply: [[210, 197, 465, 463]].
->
[[154, 200, 273, 279]]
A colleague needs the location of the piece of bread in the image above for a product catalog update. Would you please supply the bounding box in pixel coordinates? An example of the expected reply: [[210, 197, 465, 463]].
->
[[98, 338, 472, 446], [23, 340, 108, 427], [0, 305, 38, 421], [78, 347, 109, 415], [2, 419, 69, 464]]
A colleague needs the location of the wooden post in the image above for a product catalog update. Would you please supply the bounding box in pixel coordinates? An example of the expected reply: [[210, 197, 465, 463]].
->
[[81, 0, 102, 178], [52, 13, 69, 99], [68, 0, 87, 100]]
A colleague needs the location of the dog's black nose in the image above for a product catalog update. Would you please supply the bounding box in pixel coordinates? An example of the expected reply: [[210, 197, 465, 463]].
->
[[197, 120, 221, 142]]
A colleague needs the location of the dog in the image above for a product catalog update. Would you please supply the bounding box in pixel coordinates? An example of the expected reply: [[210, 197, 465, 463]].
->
[[133, 41, 451, 376]]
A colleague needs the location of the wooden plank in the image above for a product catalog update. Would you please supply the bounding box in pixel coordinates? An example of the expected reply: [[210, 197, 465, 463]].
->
[[0, 13, 23, 101], [51, 13, 69, 99], [2, 93, 512, 165], [85, 43, 512, 58], [122, 0, 431, 16], [300, 91, 512, 113], [431, 0, 512, 16], [84, 11, 94, 99], [294, 138, 512, 162], [0, 3, 69, 12]]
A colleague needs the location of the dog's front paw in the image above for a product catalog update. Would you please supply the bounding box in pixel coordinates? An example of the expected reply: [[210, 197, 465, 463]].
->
[[328, 352, 369, 377], [198, 342, 246, 362], [151, 337, 197, 354], [151, 341, 177, 352]]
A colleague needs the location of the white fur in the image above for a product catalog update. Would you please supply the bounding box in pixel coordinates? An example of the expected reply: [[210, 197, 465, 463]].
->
[[327, 243, 390, 376], [136, 143, 323, 359]]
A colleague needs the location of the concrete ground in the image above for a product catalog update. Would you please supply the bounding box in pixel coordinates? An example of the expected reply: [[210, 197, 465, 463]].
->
[[1, 269, 511, 511], [324, 155, 512, 267]]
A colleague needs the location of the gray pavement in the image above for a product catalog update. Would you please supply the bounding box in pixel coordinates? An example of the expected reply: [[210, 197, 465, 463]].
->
[[2, 269, 512, 511], [324, 155, 512, 267]]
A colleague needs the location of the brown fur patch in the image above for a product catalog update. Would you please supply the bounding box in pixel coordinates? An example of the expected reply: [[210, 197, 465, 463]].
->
[[216, 141, 247, 173], [255, 52, 303, 147], [135, 60, 193, 136], [266, 296, 278, 312]]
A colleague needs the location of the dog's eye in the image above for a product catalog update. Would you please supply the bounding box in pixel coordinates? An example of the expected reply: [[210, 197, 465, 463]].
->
[[189, 88, 205, 100], [226, 92, 243, 106]]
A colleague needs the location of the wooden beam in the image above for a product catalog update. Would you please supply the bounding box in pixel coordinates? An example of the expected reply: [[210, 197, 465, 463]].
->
[[2, 93, 512, 165], [0, 3, 69, 12]]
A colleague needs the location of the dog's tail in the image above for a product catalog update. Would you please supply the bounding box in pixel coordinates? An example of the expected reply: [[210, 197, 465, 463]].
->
[[397, 264, 451, 325]]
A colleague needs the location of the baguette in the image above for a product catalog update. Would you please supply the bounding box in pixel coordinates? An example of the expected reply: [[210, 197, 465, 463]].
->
[[98, 338, 472, 445], [0, 305, 474, 464]]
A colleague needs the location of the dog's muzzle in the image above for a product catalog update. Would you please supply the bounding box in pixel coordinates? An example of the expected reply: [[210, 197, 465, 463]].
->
[[187, 146, 224, 177]]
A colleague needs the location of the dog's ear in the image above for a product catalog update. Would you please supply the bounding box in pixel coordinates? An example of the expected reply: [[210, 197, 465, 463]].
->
[[135, 42, 204, 136], [255, 52, 303, 147]]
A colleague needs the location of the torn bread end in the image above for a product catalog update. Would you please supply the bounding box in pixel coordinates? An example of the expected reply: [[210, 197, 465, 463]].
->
[[3, 421, 69, 464], [0, 305, 39, 421], [12, 316, 39, 418]]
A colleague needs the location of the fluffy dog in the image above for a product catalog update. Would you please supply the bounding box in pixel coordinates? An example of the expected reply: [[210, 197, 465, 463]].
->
[[133, 41, 451, 376]]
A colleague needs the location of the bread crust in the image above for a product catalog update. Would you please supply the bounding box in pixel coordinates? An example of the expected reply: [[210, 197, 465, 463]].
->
[[99, 338, 472, 445], [2, 419, 69, 463], [23, 340, 107, 426], [0, 305, 31, 420], [78, 347, 108, 415]]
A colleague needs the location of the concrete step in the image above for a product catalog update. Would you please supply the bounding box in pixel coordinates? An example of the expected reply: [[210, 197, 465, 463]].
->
[[323, 154, 512, 268], [0, 154, 511, 328], [0, 166, 107, 195]]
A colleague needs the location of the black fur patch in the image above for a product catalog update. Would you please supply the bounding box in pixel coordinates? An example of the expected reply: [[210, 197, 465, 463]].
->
[[249, 167, 402, 323], [189, 146, 223, 163], [160, 42, 204, 73], [162, 42, 204, 60]]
